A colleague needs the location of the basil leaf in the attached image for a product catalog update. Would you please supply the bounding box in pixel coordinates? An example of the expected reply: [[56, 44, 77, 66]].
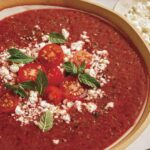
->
[[78, 73, 100, 88], [78, 62, 86, 74], [35, 70, 48, 95], [19, 81, 36, 90], [8, 48, 35, 64], [48, 32, 66, 44], [37, 110, 53, 132], [5, 83, 27, 98], [63, 62, 78, 75]]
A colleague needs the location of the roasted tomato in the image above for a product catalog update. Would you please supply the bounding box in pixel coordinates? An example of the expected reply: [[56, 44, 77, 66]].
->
[[61, 77, 87, 101], [38, 44, 64, 67], [72, 50, 92, 67], [47, 67, 64, 86], [18, 63, 45, 82], [0, 92, 19, 113], [44, 86, 63, 105]]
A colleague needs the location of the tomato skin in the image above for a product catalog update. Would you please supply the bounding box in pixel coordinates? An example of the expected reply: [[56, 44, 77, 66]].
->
[[72, 50, 92, 67], [0, 92, 19, 113], [47, 67, 64, 86], [61, 77, 86, 101], [17, 63, 45, 82], [38, 44, 64, 67], [44, 86, 63, 105]]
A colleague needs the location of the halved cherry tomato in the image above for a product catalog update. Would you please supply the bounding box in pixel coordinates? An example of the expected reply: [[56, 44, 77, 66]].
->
[[61, 77, 87, 101], [44, 86, 63, 105], [0, 92, 19, 113], [38, 44, 64, 67], [72, 50, 92, 67], [47, 67, 64, 86], [18, 63, 45, 82]]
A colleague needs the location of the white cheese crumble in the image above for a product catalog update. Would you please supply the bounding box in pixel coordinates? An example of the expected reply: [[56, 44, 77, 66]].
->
[[84, 102, 97, 113], [66, 101, 74, 108], [71, 41, 85, 51], [125, 1, 150, 45], [15, 106, 24, 115], [74, 100, 82, 112], [62, 28, 70, 39], [28, 91, 38, 104], [42, 35, 49, 42], [61, 113, 71, 124], [85, 88, 105, 101], [0, 51, 10, 63], [9, 64, 19, 73], [0, 66, 9, 76], [105, 102, 114, 110], [80, 31, 90, 42], [52, 139, 60, 145], [61, 45, 72, 56]]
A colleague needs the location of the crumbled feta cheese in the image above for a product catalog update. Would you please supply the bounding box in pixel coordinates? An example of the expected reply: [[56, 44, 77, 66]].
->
[[0, 66, 9, 76], [19, 49, 27, 53], [61, 113, 71, 124], [80, 31, 90, 41], [15, 106, 24, 115], [105, 102, 114, 110], [28, 91, 38, 104], [34, 25, 41, 30], [42, 35, 49, 42], [64, 57, 69, 62], [10, 64, 19, 73], [125, 1, 150, 45], [5, 74, 13, 80], [66, 101, 74, 108], [84, 102, 97, 113], [40, 100, 50, 108], [74, 100, 82, 112], [52, 139, 60, 145], [0, 51, 10, 62], [61, 45, 72, 55], [18, 63, 25, 67], [62, 28, 70, 39], [71, 41, 85, 51]]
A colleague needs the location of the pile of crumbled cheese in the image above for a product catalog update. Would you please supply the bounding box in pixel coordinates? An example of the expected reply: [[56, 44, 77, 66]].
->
[[125, 1, 150, 44]]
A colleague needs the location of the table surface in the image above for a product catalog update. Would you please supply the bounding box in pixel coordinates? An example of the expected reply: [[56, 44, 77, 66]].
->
[[95, 0, 150, 150]]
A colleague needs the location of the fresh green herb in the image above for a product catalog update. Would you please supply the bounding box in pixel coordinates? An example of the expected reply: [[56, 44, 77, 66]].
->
[[37, 110, 53, 132], [63, 61, 100, 88], [78, 73, 100, 88], [5, 83, 27, 98], [4, 70, 48, 98], [19, 81, 36, 90], [63, 62, 78, 75], [48, 32, 66, 44], [7, 48, 35, 64], [78, 62, 86, 74], [35, 70, 48, 95]]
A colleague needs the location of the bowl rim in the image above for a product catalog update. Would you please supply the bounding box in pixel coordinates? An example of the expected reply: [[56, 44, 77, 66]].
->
[[0, 0, 150, 150]]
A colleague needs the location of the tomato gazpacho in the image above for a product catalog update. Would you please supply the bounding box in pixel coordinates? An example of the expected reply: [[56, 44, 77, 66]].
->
[[0, 8, 148, 150]]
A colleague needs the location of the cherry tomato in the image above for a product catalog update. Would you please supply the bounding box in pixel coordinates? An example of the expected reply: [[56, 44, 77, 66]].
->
[[47, 67, 64, 86], [38, 44, 64, 67], [18, 63, 45, 82], [0, 92, 19, 113], [44, 86, 63, 105], [61, 77, 86, 101], [72, 50, 92, 67]]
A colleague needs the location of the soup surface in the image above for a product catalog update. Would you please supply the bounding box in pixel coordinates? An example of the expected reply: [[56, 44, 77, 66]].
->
[[0, 8, 148, 150]]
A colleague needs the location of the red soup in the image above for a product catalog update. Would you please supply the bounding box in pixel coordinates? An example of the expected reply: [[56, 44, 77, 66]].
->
[[0, 8, 148, 150]]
